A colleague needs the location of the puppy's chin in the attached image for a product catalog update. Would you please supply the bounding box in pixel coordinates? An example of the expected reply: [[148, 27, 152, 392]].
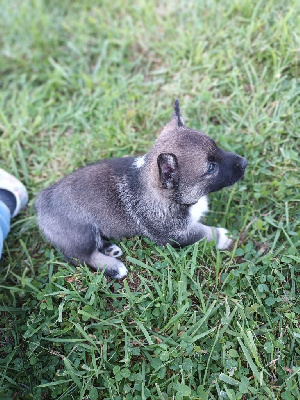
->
[[231, 170, 247, 185], [208, 169, 247, 194]]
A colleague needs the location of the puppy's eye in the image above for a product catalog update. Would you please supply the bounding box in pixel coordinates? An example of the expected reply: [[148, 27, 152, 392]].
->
[[207, 162, 216, 173]]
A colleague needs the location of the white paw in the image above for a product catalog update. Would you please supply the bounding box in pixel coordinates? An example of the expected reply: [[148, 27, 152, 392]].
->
[[104, 244, 123, 258], [217, 228, 233, 250], [114, 263, 128, 279]]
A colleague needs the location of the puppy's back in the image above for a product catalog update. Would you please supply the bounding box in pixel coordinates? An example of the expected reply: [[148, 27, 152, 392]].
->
[[35, 157, 139, 247]]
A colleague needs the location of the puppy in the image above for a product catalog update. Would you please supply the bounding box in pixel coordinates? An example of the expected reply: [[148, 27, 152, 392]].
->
[[35, 101, 247, 278]]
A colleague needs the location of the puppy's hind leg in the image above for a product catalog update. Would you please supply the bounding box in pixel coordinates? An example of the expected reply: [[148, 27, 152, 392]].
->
[[93, 226, 123, 258], [90, 250, 128, 279], [102, 241, 123, 258], [88, 227, 126, 278], [40, 219, 127, 278], [93, 226, 123, 262]]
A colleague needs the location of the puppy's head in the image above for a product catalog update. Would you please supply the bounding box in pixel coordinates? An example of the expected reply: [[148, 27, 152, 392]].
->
[[149, 100, 247, 205]]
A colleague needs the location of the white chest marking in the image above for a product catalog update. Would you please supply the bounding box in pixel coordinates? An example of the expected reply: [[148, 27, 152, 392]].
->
[[189, 196, 209, 224], [133, 155, 145, 168]]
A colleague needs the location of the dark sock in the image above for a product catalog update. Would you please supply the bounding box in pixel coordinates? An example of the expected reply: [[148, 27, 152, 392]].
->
[[0, 189, 16, 216]]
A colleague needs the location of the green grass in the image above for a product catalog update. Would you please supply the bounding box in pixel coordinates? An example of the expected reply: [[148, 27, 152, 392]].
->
[[0, 0, 299, 399]]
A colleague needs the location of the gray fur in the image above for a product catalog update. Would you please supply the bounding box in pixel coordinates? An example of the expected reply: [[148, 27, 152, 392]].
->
[[35, 101, 247, 278]]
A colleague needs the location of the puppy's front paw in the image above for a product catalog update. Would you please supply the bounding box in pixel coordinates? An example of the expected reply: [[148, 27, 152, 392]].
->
[[104, 244, 123, 258], [106, 261, 128, 279], [217, 228, 233, 250]]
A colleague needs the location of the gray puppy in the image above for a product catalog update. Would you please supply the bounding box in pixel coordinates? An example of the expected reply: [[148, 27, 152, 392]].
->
[[35, 101, 247, 279]]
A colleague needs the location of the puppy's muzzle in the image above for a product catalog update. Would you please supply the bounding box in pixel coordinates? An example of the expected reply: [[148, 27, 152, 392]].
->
[[234, 156, 248, 181], [238, 157, 248, 171]]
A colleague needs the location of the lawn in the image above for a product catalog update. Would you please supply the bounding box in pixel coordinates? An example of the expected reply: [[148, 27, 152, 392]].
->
[[0, 0, 299, 399]]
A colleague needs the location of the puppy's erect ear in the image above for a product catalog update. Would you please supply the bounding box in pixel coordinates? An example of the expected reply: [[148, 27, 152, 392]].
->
[[170, 99, 184, 127], [160, 100, 185, 135], [157, 153, 179, 189]]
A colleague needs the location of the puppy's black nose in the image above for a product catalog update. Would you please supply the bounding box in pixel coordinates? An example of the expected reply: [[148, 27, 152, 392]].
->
[[240, 157, 248, 170]]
